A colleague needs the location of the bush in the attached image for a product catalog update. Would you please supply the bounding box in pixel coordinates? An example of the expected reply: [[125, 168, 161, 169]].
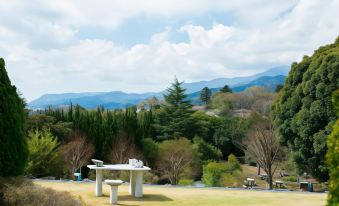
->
[[225, 154, 242, 174], [157, 175, 170, 185], [25, 130, 64, 178], [282, 176, 298, 182], [0, 177, 83, 206], [178, 178, 195, 186], [143, 172, 159, 184], [220, 171, 243, 187], [202, 162, 226, 187]]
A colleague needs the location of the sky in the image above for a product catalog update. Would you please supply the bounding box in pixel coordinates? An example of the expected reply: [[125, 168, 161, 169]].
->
[[0, 0, 338, 101]]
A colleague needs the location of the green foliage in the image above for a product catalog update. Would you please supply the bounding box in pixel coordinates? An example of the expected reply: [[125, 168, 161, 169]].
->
[[202, 162, 226, 187], [27, 114, 73, 141], [282, 176, 298, 182], [220, 85, 232, 93], [200, 87, 212, 105], [213, 117, 249, 158], [25, 130, 63, 178], [0, 58, 28, 176], [326, 89, 339, 206], [220, 171, 243, 187], [272, 38, 339, 181], [210, 92, 233, 116], [190, 111, 217, 143], [153, 78, 194, 139], [202, 154, 243, 187], [141, 138, 159, 168], [45, 105, 152, 160], [225, 154, 242, 174], [178, 178, 195, 186], [275, 84, 284, 93], [193, 136, 222, 162]]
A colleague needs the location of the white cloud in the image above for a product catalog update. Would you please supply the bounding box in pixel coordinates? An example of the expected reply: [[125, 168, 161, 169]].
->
[[0, 0, 338, 101]]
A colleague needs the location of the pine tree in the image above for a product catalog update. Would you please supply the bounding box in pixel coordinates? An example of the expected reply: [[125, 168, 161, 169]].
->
[[0, 58, 28, 176], [220, 85, 232, 93], [155, 77, 193, 139], [200, 87, 212, 105]]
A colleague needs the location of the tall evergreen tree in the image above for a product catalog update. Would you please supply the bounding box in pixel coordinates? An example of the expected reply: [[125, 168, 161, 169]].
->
[[154, 77, 193, 139], [220, 85, 232, 93], [0, 58, 28, 176], [326, 90, 339, 206], [272, 37, 339, 181], [200, 87, 212, 105]]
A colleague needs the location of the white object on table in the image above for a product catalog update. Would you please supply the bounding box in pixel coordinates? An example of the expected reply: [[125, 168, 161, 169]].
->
[[87, 164, 151, 198]]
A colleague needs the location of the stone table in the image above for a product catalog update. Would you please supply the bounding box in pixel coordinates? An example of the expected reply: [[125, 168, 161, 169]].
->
[[87, 164, 151, 198]]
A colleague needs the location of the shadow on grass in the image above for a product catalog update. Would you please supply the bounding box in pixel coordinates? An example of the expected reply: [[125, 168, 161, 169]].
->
[[118, 194, 173, 202]]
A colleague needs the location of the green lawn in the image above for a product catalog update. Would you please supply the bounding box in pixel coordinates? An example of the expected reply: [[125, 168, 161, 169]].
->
[[36, 181, 327, 206]]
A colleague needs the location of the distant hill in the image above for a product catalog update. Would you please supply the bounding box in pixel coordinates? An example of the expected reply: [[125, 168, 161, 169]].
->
[[29, 91, 163, 109], [187, 75, 286, 105], [182, 65, 289, 93], [28, 66, 289, 109]]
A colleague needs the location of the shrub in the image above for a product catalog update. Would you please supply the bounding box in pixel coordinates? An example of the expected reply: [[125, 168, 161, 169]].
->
[[220, 171, 243, 187], [0, 177, 83, 206], [178, 178, 195, 186], [143, 172, 159, 184], [25, 130, 64, 178], [157, 175, 170, 185], [202, 162, 226, 187], [282, 176, 298, 182], [225, 154, 242, 174]]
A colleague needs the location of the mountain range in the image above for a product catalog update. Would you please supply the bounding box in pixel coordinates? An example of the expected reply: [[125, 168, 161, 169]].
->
[[28, 65, 290, 109]]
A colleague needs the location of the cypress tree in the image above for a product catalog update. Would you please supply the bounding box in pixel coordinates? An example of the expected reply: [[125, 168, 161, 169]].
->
[[0, 58, 28, 176]]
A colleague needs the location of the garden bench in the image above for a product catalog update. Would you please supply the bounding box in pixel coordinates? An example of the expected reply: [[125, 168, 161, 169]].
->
[[275, 180, 284, 188], [105, 180, 124, 204]]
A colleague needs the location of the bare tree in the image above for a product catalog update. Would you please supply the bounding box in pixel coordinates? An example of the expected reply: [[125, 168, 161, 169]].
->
[[157, 138, 197, 185], [243, 122, 282, 189], [60, 131, 94, 176], [108, 130, 142, 164]]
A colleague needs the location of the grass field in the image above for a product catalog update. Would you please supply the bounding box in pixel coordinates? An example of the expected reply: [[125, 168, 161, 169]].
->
[[36, 181, 327, 206]]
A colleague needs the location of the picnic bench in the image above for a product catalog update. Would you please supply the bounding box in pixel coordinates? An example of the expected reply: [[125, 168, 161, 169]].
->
[[243, 178, 256, 189], [275, 180, 284, 188]]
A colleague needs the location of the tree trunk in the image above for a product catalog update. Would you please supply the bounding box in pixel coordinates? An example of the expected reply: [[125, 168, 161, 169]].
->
[[268, 171, 273, 190], [257, 165, 261, 175]]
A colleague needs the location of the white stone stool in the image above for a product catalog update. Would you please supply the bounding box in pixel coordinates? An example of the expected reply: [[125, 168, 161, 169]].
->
[[105, 180, 124, 204]]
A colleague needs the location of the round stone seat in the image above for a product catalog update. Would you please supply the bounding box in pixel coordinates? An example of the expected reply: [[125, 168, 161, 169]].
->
[[105, 180, 124, 204], [105, 180, 124, 186]]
